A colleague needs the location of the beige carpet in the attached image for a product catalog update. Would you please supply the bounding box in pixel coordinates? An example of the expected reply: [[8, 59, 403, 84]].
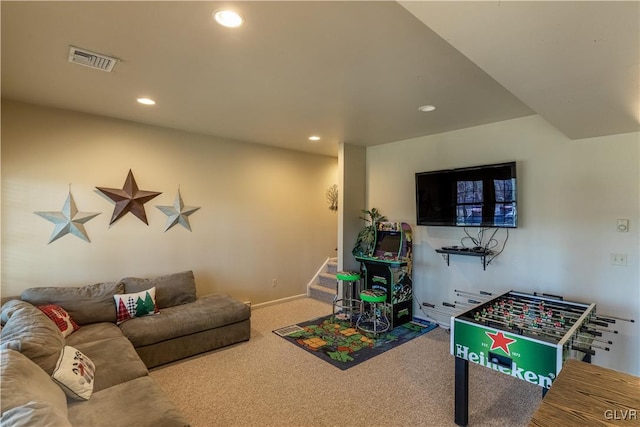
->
[[150, 298, 541, 427]]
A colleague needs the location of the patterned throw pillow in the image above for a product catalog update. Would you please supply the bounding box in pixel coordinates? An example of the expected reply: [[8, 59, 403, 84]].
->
[[51, 346, 96, 401], [37, 304, 80, 338], [113, 287, 159, 325]]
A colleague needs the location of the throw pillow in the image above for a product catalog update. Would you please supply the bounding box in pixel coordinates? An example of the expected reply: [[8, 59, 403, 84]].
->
[[37, 304, 80, 338], [51, 346, 96, 401], [113, 287, 159, 324]]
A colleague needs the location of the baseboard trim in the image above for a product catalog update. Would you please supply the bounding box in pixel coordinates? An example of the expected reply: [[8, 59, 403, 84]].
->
[[251, 294, 308, 310]]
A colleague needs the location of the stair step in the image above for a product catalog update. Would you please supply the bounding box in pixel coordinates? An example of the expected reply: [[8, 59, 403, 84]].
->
[[317, 272, 336, 289], [326, 261, 338, 274], [308, 283, 335, 305]]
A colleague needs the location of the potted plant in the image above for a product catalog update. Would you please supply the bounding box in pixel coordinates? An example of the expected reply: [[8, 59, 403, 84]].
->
[[352, 208, 387, 257]]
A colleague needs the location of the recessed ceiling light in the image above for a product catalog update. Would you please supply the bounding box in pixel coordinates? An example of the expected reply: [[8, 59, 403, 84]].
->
[[418, 105, 436, 112], [309, 136, 321, 141], [213, 10, 243, 28], [137, 97, 155, 105]]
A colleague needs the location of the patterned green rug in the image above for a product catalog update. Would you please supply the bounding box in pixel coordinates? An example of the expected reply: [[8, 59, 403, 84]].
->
[[273, 314, 437, 370]]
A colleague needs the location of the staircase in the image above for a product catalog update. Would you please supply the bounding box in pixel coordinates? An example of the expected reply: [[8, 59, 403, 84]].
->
[[308, 257, 337, 305]]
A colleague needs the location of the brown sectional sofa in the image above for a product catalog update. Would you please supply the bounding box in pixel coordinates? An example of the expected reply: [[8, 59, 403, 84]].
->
[[0, 270, 251, 426]]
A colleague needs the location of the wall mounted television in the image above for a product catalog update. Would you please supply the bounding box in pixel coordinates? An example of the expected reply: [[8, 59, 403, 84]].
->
[[415, 161, 517, 228]]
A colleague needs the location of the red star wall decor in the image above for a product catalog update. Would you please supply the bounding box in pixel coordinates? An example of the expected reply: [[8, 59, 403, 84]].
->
[[96, 170, 161, 225]]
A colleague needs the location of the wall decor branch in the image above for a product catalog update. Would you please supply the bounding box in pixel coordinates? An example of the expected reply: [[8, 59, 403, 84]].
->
[[326, 184, 338, 212]]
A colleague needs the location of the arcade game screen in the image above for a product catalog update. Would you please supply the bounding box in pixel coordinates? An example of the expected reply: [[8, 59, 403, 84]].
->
[[375, 231, 401, 255]]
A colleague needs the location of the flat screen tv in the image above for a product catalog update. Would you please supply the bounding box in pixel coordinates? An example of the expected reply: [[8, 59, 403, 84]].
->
[[415, 161, 517, 228]]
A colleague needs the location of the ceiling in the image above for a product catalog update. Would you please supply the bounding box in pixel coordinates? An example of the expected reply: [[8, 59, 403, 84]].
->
[[2, 1, 638, 157]]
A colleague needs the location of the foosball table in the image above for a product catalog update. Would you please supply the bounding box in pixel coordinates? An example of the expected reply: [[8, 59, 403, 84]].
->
[[450, 290, 630, 426]]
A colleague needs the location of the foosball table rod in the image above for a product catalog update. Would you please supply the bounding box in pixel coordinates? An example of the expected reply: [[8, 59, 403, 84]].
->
[[421, 302, 463, 319], [475, 316, 566, 340], [454, 289, 492, 300], [597, 314, 635, 323], [498, 298, 587, 318], [473, 309, 575, 333]]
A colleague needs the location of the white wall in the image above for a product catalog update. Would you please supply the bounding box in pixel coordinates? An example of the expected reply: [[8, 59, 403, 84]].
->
[[1, 100, 338, 304], [366, 115, 640, 376]]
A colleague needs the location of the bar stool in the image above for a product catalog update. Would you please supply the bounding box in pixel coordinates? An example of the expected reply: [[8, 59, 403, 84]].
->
[[356, 289, 390, 335], [332, 271, 361, 324]]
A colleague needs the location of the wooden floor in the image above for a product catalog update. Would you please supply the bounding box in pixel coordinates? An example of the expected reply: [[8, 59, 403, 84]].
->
[[529, 359, 640, 427]]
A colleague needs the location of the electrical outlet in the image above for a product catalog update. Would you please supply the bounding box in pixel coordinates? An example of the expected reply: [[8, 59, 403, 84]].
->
[[272, 279, 277, 287], [610, 253, 628, 266]]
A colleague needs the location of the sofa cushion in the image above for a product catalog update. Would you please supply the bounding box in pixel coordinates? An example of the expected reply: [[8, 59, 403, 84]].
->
[[37, 304, 80, 337], [120, 270, 197, 309], [0, 300, 65, 375], [51, 345, 96, 401], [67, 376, 190, 427], [119, 294, 250, 347], [21, 282, 124, 325], [71, 336, 149, 393], [1, 401, 72, 427], [0, 349, 68, 419], [65, 322, 124, 348]]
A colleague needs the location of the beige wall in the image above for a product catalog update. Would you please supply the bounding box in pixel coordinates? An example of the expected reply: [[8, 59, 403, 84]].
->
[[366, 114, 640, 376], [338, 143, 366, 273], [1, 100, 338, 304]]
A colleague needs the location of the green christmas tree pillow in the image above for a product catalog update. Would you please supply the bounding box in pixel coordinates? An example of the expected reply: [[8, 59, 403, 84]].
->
[[113, 287, 159, 325]]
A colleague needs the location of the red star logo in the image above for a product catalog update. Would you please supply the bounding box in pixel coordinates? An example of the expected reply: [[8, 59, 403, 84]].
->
[[485, 331, 516, 355]]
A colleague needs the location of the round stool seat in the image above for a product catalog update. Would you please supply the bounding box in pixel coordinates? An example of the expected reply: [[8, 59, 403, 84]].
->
[[332, 271, 361, 325], [336, 271, 360, 281], [359, 289, 387, 303]]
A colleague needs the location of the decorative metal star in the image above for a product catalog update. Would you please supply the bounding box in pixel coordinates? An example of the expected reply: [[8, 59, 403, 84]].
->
[[35, 191, 101, 243], [156, 189, 201, 232], [96, 170, 161, 225]]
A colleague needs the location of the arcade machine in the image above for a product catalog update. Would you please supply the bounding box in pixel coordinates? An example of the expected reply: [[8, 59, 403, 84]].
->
[[354, 222, 413, 328], [450, 290, 632, 426]]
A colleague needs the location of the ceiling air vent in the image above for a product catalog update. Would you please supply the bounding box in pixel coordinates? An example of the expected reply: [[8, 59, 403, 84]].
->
[[68, 46, 118, 72]]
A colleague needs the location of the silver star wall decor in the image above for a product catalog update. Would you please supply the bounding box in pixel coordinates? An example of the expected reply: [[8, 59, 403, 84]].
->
[[35, 190, 101, 243], [156, 189, 200, 232]]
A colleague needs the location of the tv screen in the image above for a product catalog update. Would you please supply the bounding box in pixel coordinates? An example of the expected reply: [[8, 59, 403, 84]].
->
[[415, 162, 517, 228]]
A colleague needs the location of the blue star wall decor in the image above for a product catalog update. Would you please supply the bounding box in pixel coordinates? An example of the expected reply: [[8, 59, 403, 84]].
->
[[96, 170, 161, 225], [156, 189, 201, 232], [35, 191, 101, 243]]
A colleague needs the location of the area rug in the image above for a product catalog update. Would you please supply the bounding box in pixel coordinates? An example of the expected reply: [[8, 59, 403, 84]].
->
[[273, 315, 437, 370]]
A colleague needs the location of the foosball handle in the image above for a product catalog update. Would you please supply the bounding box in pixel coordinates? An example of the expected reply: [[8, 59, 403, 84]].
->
[[598, 315, 635, 323], [581, 328, 602, 337], [479, 291, 492, 296], [535, 292, 564, 301], [571, 345, 596, 356]]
